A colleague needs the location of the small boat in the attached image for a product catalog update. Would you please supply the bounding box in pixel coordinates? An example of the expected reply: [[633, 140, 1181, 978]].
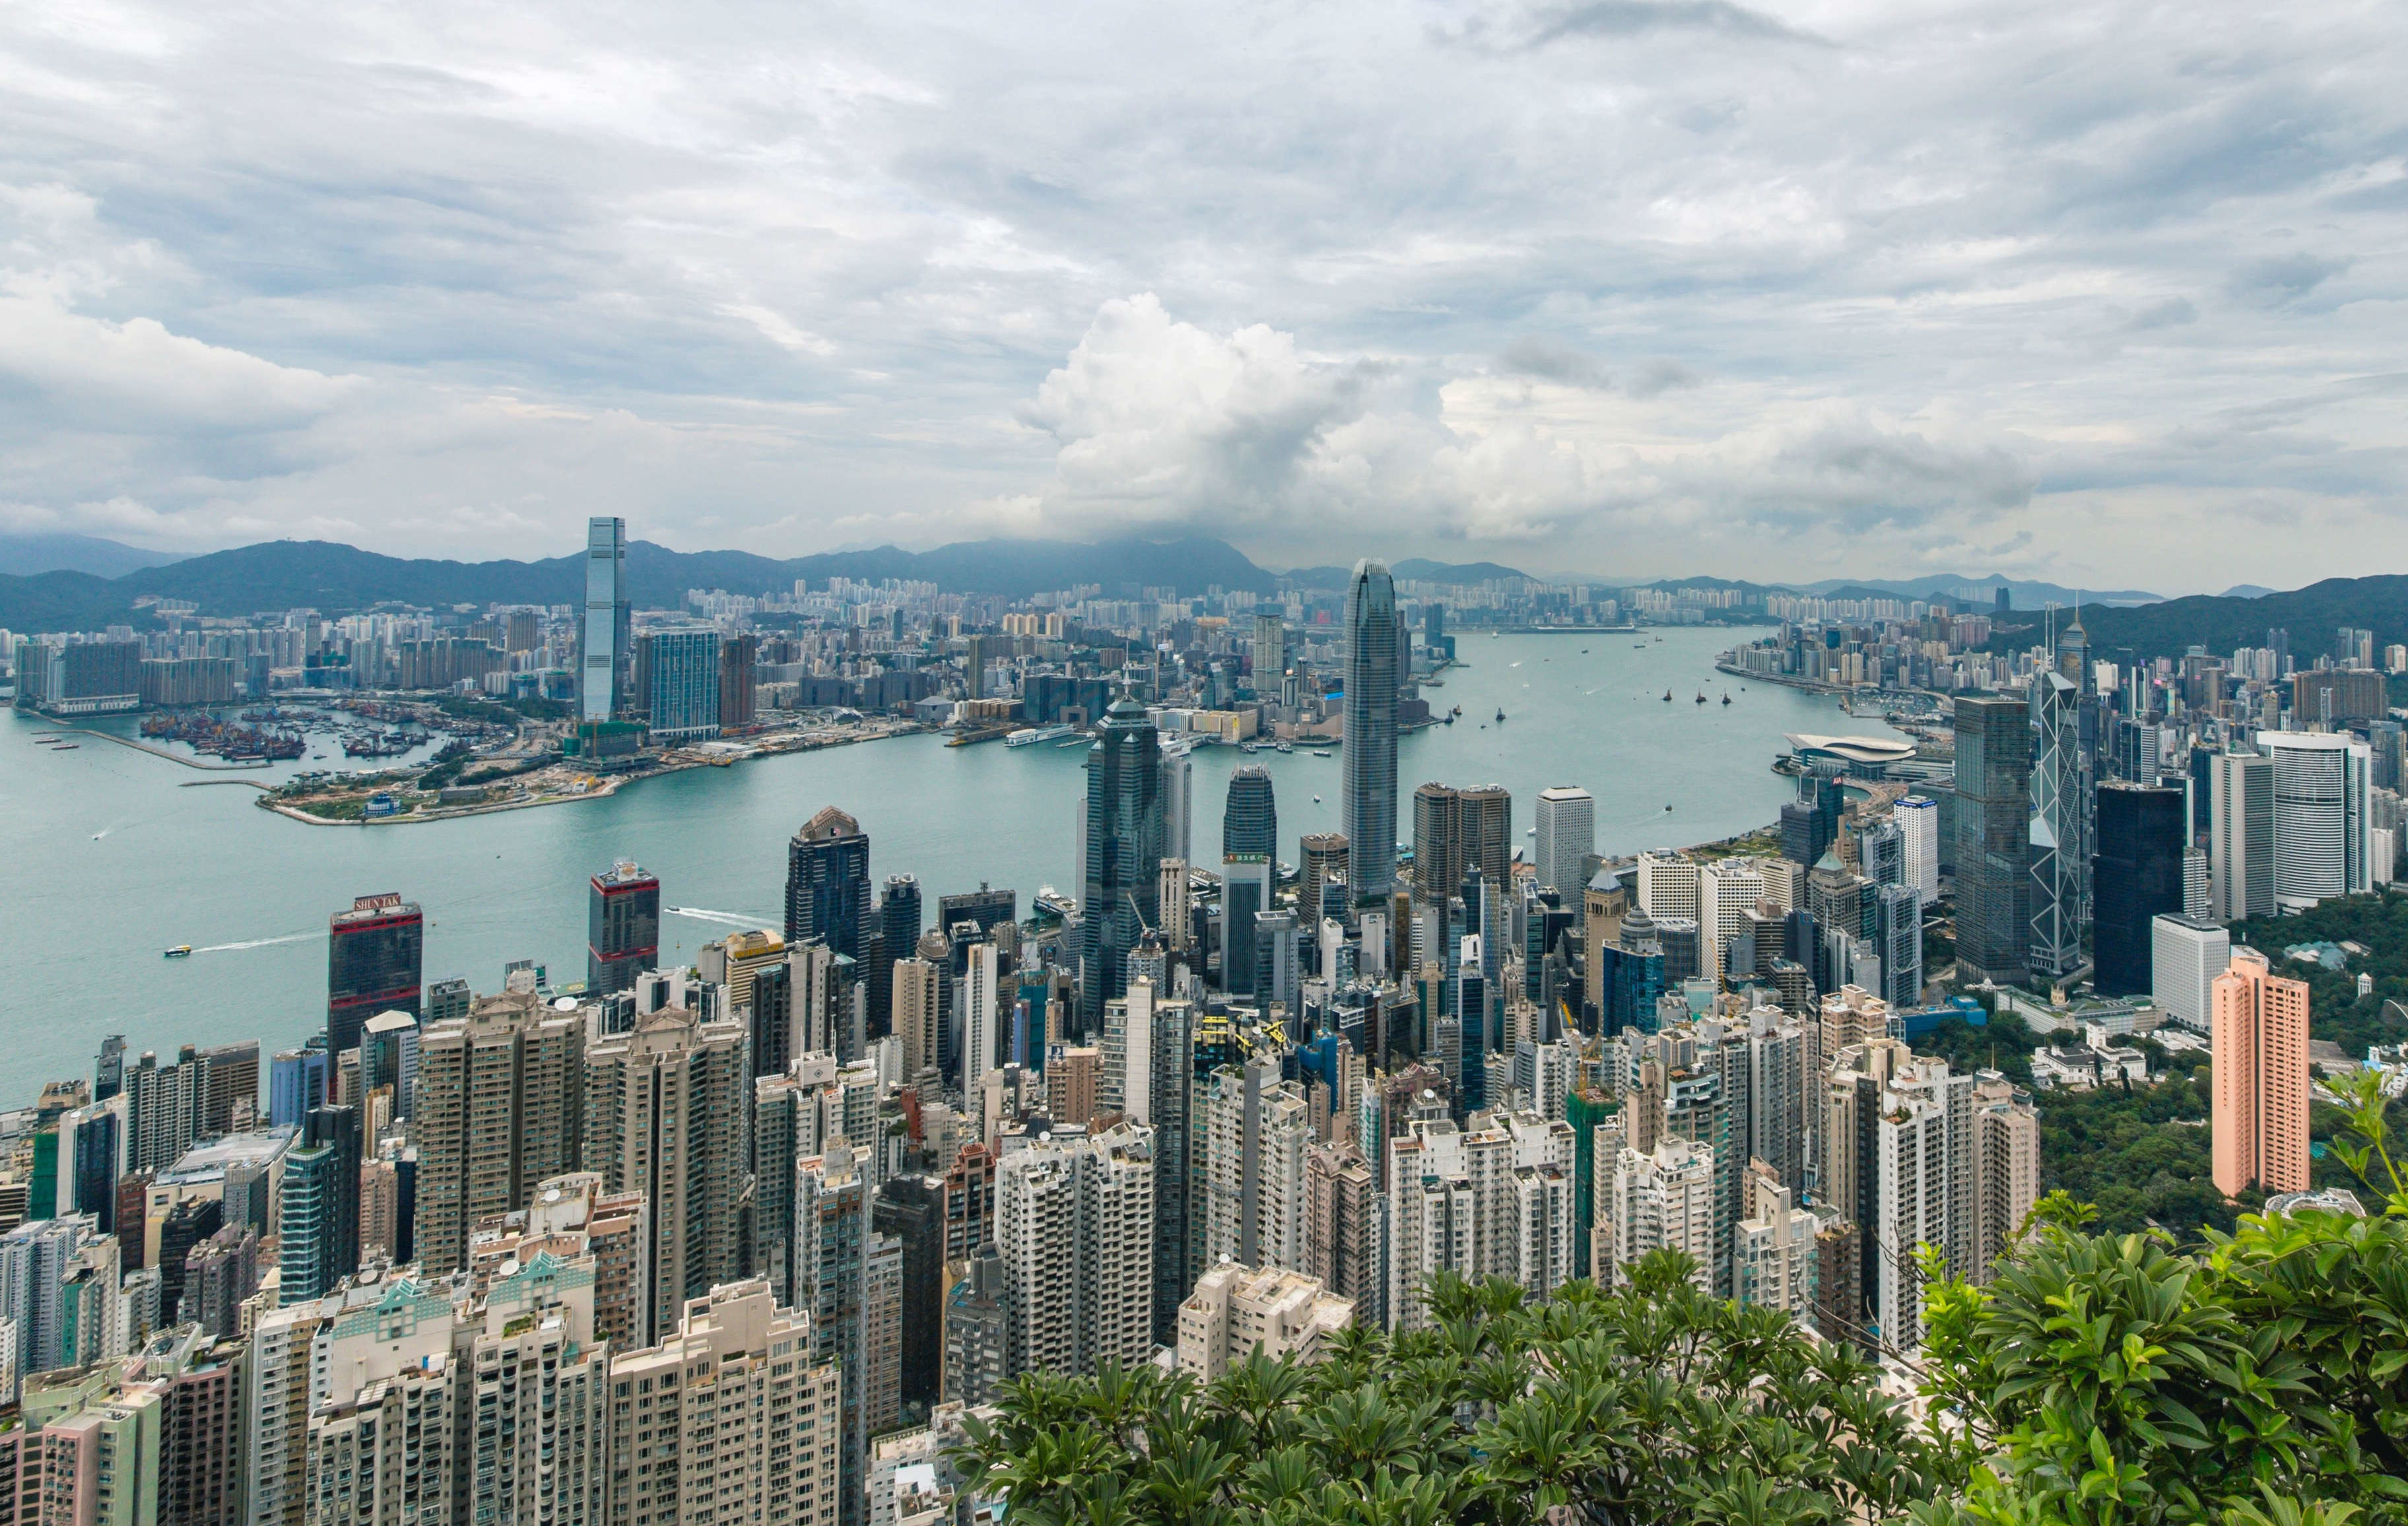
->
[[163, 945, 193, 958], [1663, 804, 1673, 812], [1694, 692, 1707, 704], [1721, 693, 1732, 706], [53, 743, 79, 750], [1311, 748, 1331, 758], [1312, 795, 1321, 803], [1525, 826, 1535, 836], [1661, 689, 1673, 702], [1494, 708, 1506, 723]]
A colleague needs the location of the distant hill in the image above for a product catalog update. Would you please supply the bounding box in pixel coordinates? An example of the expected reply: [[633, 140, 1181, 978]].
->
[[0, 533, 185, 579], [1988, 576, 2408, 663], [1797, 572, 2164, 608], [1279, 558, 1539, 589], [0, 535, 1279, 630], [2221, 584, 2278, 599]]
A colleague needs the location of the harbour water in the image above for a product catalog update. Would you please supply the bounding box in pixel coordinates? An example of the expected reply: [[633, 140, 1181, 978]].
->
[[1, 628, 1897, 1100]]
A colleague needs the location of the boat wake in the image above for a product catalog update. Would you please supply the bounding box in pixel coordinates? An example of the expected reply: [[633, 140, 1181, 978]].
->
[[195, 932, 316, 954], [667, 906, 777, 928]]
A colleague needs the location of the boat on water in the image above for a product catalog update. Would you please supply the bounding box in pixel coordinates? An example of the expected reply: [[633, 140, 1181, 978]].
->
[[1311, 748, 1331, 758], [1006, 723, 1076, 748], [1722, 693, 1732, 706], [1494, 708, 1506, 723], [52, 743, 79, 750], [163, 945, 193, 958], [1694, 692, 1708, 704], [1661, 689, 1673, 702]]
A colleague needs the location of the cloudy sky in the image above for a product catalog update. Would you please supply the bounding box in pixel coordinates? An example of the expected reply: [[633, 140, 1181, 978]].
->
[[1, 1, 2400, 590]]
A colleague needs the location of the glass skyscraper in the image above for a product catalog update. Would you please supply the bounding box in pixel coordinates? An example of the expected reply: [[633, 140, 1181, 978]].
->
[[1341, 558, 1401, 906], [1953, 694, 2032, 988], [580, 515, 629, 723], [644, 627, 722, 743], [1080, 692, 1164, 1028], [787, 807, 872, 958], [1221, 766, 1277, 995]]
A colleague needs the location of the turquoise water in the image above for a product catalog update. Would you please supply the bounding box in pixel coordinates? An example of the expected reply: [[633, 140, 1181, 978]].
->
[[2, 628, 1892, 1100]]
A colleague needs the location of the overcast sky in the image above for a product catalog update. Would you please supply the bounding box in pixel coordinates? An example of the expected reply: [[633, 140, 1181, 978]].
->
[[2, 1, 2401, 590]]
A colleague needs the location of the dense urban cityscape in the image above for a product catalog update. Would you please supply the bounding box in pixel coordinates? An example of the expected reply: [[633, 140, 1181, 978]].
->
[[0, 514, 2399, 1524]]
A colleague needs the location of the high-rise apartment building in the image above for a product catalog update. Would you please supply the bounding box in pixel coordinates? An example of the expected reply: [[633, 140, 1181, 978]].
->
[[413, 986, 586, 1275], [1199, 1054, 1312, 1273], [1896, 795, 1941, 907], [1341, 559, 1401, 904], [994, 1122, 1156, 1381], [588, 860, 661, 995], [1600, 1138, 1717, 1291], [2260, 731, 2372, 910], [584, 1006, 752, 1344], [1175, 1263, 1353, 1380], [2092, 782, 2186, 996], [1302, 1142, 1378, 1321], [891, 956, 941, 1080], [278, 1104, 360, 1304], [1953, 695, 2032, 987], [2211, 750, 2275, 922], [580, 515, 630, 723], [1534, 786, 1595, 897], [607, 1280, 844, 1526], [1080, 693, 1165, 1028], [2211, 948, 2310, 1197], [1385, 1112, 1574, 1329], [787, 806, 872, 957], [327, 892, 423, 1059]]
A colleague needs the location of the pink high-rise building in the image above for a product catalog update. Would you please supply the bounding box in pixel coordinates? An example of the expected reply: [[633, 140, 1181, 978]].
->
[[2211, 948, 2311, 1197]]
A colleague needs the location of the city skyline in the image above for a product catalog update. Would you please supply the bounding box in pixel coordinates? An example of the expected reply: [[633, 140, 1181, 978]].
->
[[3, 3, 2401, 591]]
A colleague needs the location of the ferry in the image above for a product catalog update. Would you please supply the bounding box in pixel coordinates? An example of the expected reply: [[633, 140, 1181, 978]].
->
[[1006, 723, 1076, 748], [1033, 887, 1077, 920], [163, 945, 193, 958]]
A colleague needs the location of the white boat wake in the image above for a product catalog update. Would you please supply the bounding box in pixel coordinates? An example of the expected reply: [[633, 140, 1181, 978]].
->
[[195, 932, 316, 954], [667, 906, 777, 928]]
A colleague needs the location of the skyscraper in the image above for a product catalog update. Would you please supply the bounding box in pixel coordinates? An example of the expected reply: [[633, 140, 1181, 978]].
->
[[640, 626, 721, 743], [2029, 670, 2086, 981], [578, 515, 629, 723], [1341, 559, 1401, 905], [1952, 695, 2031, 988], [2261, 731, 2372, 910], [583, 1006, 752, 1344], [2211, 750, 2275, 921], [1534, 787, 1594, 896], [1160, 745, 1194, 868], [994, 1122, 1156, 1381], [2211, 948, 2310, 1197], [277, 1104, 360, 1304], [1413, 783, 1510, 907], [787, 806, 872, 957], [1222, 766, 1277, 996], [2151, 914, 2229, 1032], [411, 986, 585, 1275], [587, 859, 660, 996], [871, 873, 922, 1042], [1896, 795, 1941, 907], [1080, 692, 1165, 1028], [2092, 782, 2186, 996], [327, 892, 423, 1059]]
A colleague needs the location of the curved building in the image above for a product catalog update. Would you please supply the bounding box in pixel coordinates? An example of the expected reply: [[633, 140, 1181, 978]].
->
[[2260, 731, 2370, 910], [1342, 560, 1401, 906], [1781, 734, 1919, 774]]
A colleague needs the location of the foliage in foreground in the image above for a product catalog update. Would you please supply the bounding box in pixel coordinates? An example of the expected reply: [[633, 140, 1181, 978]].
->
[[956, 1071, 2408, 1526]]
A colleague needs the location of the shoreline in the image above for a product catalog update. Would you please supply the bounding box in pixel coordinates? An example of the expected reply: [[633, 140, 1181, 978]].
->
[[31, 723, 272, 772], [257, 717, 925, 826]]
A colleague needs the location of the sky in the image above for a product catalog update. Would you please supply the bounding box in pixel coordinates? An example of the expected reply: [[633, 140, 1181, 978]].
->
[[1, 1, 2401, 592]]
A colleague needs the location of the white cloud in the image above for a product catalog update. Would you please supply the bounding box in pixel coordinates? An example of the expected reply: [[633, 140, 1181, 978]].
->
[[0, 0, 2401, 589]]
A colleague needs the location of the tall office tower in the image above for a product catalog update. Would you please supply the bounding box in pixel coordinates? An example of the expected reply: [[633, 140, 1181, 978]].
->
[[1342, 558, 1402, 904], [1599, 1137, 1717, 1291], [1219, 766, 1278, 998], [579, 515, 629, 723], [584, 1006, 752, 1344], [277, 1104, 360, 1304], [94, 1034, 125, 1101], [795, 1148, 873, 1526], [2151, 914, 2230, 1032], [1253, 611, 1287, 686], [1953, 694, 2032, 988], [718, 630, 758, 731], [1892, 795, 1940, 908], [2260, 732, 2372, 910], [1873, 882, 1923, 1007], [1158, 859, 1194, 952], [994, 1122, 1157, 1381], [1160, 744, 1194, 868], [874, 1175, 945, 1412], [2030, 670, 2087, 981], [412, 987, 585, 1275], [327, 892, 423, 1058], [1256, 909, 1300, 1013], [1302, 1142, 1378, 1321], [1411, 783, 1512, 907], [961, 941, 1002, 1106], [608, 1282, 845, 1526], [2092, 782, 2186, 996], [937, 884, 1017, 941], [2184, 846, 2211, 918], [1636, 849, 1702, 922], [1696, 858, 1765, 983], [892, 956, 942, 1080], [587, 859, 660, 995], [2212, 948, 2311, 1197], [1300, 832, 1350, 917], [59, 1098, 122, 1230], [787, 805, 872, 956], [2211, 750, 2275, 921], [1199, 1054, 1312, 1273], [1534, 787, 1595, 896], [872, 873, 923, 1038], [1081, 693, 1165, 1028], [1778, 799, 1822, 868], [642, 626, 722, 741], [158, 1196, 224, 1315]]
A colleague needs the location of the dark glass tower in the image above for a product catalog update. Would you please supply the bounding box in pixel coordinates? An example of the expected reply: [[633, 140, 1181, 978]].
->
[[588, 859, 661, 995], [1080, 692, 1164, 1028], [2092, 781, 2186, 995], [1341, 559, 1401, 905], [1952, 694, 2032, 987], [873, 875, 923, 1040], [786, 807, 871, 957], [1221, 766, 1277, 995], [578, 515, 630, 723], [327, 893, 422, 1058]]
